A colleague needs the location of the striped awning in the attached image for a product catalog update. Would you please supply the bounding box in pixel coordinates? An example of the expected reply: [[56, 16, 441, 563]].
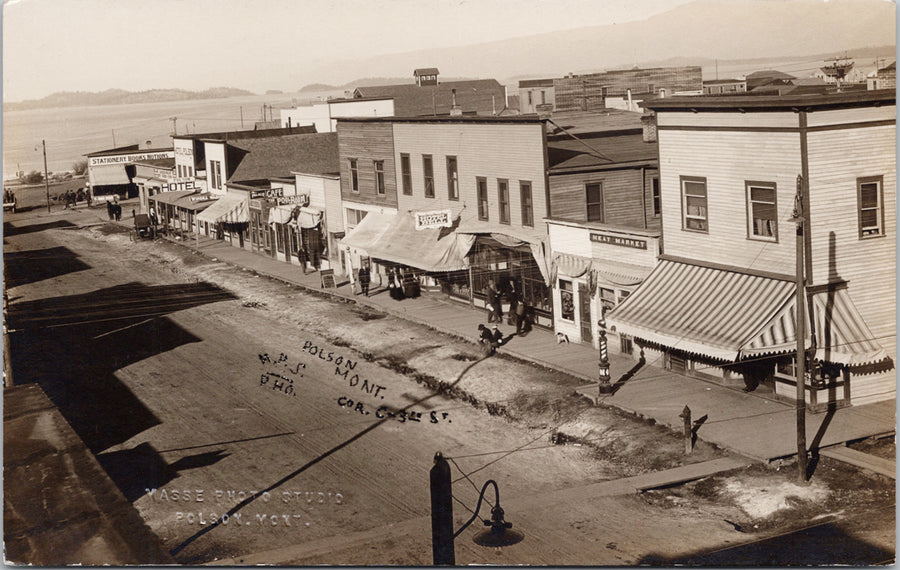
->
[[553, 253, 592, 278], [607, 259, 797, 361], [609, 259, 889, 366]]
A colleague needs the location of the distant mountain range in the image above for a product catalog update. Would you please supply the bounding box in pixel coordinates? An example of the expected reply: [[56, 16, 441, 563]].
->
[[298, 76, 477, 93], [6, 87, 255, 111], [298, 0, 895, 87]]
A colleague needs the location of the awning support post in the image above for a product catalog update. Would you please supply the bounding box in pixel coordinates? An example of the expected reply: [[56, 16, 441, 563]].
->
[[793, 174, 809, 483]]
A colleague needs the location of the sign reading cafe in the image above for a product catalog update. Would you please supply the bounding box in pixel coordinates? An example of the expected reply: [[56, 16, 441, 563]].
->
[[415, 210, 453, 231]]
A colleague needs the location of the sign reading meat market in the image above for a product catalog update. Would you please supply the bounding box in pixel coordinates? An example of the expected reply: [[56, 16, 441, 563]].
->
[[89, 151, 175, 167], [414, 210, 453, 231]]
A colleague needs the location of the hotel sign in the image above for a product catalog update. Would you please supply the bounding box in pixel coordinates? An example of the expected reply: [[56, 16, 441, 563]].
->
[[590, 232, 647, 250], [415, 209, 453, 231], [89, 151, 175, 167], [159, 180, 196, 192]]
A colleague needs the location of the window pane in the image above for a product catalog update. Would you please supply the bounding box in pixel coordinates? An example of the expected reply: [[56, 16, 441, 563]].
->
[[587, 204, 603, 221], [860, 183, 879, 208], [685, 195, 706, 216], [586, 183, 602, 203], [520, 182, 533, 227], [750, 186, 775, 203], [861, 209, 879, 228], [686, 218, 707, 231], [684, 181, 706, 197]]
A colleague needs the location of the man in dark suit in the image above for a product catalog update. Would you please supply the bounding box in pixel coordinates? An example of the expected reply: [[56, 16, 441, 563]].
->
[[358, 263, 371, 296]]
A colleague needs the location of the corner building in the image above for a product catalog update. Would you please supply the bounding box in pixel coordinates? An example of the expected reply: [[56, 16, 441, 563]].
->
[[608, 91, 896, 408]]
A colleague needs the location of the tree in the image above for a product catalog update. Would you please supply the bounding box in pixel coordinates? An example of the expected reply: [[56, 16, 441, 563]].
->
[[22, 170, 44, 184], [72, 159, 88, 176]]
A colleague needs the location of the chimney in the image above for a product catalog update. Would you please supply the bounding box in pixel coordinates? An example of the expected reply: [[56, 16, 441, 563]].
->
[[641, 112, 657, 143], [450, 88, 462, 116]]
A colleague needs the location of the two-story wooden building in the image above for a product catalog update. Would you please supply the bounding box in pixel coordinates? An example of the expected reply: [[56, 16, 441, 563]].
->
[[192, 131, 339, 268], [545, 111, 661, 347], [608, 90, 896, 408], [338, 116, 554, 324]]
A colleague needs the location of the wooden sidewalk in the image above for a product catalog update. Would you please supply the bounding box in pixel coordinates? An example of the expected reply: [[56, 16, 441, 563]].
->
[[169, 236, 897, 464]]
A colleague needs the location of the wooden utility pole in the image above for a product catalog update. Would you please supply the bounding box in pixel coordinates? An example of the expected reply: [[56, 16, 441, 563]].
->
[[42, 140, 51, 213], [793, 174, 809, 482]]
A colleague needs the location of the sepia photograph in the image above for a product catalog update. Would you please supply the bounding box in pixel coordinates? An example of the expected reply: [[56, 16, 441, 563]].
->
[[2, 0, 896, 565]]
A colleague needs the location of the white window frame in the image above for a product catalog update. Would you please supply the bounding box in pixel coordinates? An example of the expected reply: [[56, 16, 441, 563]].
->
[[681, 176, 708, 232], [746, 181, 778, 242], [858, 176, 884, 238]]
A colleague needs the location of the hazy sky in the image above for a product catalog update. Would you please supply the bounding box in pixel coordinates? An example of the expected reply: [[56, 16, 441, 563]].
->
[[2, 0, 697, 101]]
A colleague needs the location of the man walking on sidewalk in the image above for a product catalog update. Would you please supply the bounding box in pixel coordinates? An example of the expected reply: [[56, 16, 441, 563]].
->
[[358, 263, 371, 297]]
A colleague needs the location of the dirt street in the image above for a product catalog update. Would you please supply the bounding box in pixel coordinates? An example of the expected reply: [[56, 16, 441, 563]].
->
[[4, 208, 894, 565]]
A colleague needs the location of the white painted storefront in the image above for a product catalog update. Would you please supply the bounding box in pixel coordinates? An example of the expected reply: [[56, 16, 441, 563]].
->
[[547, 219, 659, 353]]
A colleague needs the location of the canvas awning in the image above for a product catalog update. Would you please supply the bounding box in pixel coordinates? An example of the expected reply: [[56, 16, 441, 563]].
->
[[297, 207, 323, 229], [340, 212, 394, 252], [89, 164, 130, 186], [608, 259, 889, 366], [149, 190, 196, 206], [742, 285, 888, 366], [607, 259, 798, 361], [455, 218, 551, 284], [196, 193, 249, 224], [268, 204, 298, 225], [340, 212, 471, 272], [552, 253, 653, 286]]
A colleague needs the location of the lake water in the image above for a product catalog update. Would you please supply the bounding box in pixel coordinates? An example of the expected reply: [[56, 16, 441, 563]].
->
[[2, 91, 343, 177]]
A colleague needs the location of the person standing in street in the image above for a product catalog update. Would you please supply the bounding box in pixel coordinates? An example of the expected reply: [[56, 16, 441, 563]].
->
[[358, 263, 371, 297]]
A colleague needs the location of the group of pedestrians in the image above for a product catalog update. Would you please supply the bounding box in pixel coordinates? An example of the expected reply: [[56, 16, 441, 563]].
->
[[478, 278, 532, 356], [484, 279, 531, 335], [62, 188, 91, 209], [106, 197, 122, 221], [356, 263, 421, 300]]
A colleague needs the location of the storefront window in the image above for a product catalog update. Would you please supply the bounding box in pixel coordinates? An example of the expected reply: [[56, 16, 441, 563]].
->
[[559, 280, 575, 321], [469, 238, 551, 316]]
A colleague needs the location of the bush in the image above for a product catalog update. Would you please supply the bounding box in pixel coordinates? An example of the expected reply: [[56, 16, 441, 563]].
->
[[72, 159, 88, 175], [22, 170, 44, 184]]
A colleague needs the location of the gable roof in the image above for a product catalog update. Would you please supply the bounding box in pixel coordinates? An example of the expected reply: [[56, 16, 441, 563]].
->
[[353, 79, 506, 116], [414, 68, 439, 76], [227, 132, 339, 183]]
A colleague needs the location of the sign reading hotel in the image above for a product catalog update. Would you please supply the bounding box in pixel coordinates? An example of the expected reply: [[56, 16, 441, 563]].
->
[[160, 180, 196, 192], [89, 151, 175, 167], [590, 232, 647, 250], [415, 210, 453, 231]]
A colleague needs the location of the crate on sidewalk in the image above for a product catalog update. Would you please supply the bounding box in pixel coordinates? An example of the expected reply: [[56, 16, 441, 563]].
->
[[320, 269, 336, 289]]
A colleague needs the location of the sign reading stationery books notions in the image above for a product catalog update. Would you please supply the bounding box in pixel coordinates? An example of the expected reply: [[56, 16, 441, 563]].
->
[[414, 210, 453, 231]]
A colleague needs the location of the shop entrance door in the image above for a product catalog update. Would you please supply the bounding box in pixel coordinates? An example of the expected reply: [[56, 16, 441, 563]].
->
[[578, 283, 592, 343]]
